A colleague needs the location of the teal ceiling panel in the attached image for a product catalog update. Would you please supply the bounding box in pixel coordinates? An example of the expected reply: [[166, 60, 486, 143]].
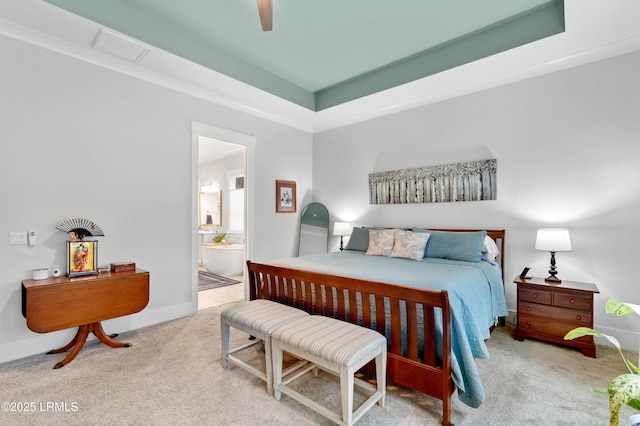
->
[[44, 0, 315, 109], [314, 1, 565, 111], [43, 0, 564, 112]]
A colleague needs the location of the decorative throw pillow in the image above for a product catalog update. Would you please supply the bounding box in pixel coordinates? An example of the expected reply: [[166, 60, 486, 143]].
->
[[390, 229, 430, 260], [344, 227, 370, 251], [482, 235, 500, 261], [424, 230, 487, 262], [366, 229, 396, 256], [412, 227, 432, 257]]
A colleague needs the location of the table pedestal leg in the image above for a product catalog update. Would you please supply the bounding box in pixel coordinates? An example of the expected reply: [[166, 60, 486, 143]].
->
[[47, 322, 131, 369], [91, 322, 131, 349]]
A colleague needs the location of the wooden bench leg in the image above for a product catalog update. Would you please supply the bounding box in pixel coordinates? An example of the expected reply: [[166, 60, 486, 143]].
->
[[264, 336, 274, 396], [376, 350, 386, 408], [221, 321, 230, 369], [272, 342, 283, 401], [341, 367, 354, 426]]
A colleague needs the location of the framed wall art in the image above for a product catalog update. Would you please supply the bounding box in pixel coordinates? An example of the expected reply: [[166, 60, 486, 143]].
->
[[275, 180, 296, 213], [368, 159, 497, 204], [66, 240, 99, 277]]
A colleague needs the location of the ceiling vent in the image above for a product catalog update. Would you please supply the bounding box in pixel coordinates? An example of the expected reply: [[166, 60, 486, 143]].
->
[[91, 29, 150, 63]]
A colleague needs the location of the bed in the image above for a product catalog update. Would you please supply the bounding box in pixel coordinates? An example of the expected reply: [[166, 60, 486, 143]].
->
[[246, 228, 507, 425]]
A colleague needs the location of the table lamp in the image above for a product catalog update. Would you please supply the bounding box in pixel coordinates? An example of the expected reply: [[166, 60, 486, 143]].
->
[[535, 228, 572, 283], [333, 222, 352, 251]]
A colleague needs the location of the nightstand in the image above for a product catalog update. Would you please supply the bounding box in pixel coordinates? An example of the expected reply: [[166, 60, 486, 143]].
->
[[514, 276, 599, 357]]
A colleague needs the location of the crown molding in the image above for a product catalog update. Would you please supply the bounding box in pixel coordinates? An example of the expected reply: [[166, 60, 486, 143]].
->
[[2, 0, 640, 135]]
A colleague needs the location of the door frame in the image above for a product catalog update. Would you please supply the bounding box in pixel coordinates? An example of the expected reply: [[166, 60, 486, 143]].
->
[[191, 121, 255, 303]]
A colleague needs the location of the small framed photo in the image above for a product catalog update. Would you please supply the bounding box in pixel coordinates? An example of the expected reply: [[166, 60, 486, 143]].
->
[[275, 180, 296, 213], [66, 240, 99, 277]]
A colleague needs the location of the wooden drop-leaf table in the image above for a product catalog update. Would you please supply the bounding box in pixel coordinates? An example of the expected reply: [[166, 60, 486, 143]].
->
[[22, 269, 149, 369]]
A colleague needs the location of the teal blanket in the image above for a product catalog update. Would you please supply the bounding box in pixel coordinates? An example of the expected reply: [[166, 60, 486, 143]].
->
[[271, 250, 508, 408]]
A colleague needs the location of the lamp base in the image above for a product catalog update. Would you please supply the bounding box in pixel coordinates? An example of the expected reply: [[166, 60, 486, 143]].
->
[[545, 251, 562, 283]]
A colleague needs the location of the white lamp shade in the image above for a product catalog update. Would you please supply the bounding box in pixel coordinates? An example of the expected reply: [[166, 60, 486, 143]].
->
[[333, 222, 352, 236], [535, 228, 572, 252]]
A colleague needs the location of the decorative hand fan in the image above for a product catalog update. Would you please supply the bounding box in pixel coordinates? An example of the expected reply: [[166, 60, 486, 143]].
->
[[56, 218, 105, 241]]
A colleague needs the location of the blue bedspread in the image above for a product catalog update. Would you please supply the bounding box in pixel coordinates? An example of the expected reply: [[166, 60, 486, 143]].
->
[[270, 250, 508, 408]]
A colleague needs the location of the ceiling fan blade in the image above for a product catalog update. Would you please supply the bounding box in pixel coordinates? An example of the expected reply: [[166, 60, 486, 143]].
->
[[257, 0, 272, 31]]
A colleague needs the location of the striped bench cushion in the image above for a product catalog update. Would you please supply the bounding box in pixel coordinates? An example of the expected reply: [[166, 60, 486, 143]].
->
[[271, 315, 386, 368], [221, 299, 309, 334]]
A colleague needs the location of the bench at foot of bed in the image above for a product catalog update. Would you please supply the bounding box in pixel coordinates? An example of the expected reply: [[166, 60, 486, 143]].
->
[[272, 315, 387, 426]]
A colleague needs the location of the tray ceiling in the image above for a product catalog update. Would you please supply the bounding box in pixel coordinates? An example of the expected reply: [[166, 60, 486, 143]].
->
[[42, 0, 565, 111], [2, 1, 639, 132]]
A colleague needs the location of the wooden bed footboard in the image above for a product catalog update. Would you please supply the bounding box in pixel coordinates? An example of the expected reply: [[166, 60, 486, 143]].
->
[[246, 260, 454, 425]]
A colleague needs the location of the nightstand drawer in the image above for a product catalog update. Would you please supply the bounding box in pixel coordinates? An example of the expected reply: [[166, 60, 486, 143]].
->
[[518, 301, 592, 325], [554, 291, 592, 311], [518, 286, 551, 305], [517, 314, 592, 343]]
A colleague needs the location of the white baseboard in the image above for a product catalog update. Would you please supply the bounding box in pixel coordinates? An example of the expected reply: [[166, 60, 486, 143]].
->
[[595, 324, 640, 355], [0, 301, 197, 365], [505, 308, 640, 354]]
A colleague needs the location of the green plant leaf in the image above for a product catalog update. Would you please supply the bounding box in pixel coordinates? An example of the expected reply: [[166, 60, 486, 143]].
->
[[628, 398, 640, 411], [564, 327, 603, 340], [564, 327, 621, 351], [570, 300, 640, 424], [609, 374, 640, 425], [565, 326, 634, 374], [212, 233, 227, 243], [606, 300, 636, 316]]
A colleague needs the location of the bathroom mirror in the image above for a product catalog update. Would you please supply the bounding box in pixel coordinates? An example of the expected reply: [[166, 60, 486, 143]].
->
[[298, 202, 329, 256], [199, 190, 222, 227]]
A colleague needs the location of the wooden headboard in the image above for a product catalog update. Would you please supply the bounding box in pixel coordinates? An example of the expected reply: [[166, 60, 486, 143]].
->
[[406, 228, 506, 280]]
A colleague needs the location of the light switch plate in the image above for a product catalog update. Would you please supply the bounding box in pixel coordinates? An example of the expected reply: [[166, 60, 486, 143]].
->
[[10, 232, 27, 245]]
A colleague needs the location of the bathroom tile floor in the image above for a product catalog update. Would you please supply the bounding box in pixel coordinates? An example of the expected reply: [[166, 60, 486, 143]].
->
[[198, 275, 245, 310]]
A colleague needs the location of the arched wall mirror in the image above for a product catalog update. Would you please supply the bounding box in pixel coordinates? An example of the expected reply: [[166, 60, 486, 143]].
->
[[199, 190, 222, 227], [298, 202, 329, 256]]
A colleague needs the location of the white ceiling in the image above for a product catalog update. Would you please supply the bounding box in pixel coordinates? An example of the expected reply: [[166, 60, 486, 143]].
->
[[0, 0, 639, 133], [199, 137, 245, 164]]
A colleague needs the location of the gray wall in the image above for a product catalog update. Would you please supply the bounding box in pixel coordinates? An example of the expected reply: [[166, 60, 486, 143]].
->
[[0, 34, 312, 362], [313, 50, 640, 350]]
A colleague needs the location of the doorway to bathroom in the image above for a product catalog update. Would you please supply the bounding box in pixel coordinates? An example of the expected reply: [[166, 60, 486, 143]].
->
[[197, 135, 246, 309]]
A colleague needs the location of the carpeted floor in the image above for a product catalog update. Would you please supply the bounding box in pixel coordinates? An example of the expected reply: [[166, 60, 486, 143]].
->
[[198, 271, 241, 291], [1, 303, 638, 425]]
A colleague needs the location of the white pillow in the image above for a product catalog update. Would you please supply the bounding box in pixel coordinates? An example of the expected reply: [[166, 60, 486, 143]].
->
[[390, 229, 430, 261], [366, 229, 396, 257], [482, 235, 500, 261]]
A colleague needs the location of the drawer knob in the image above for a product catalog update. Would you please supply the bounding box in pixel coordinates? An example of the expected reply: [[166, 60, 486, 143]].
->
[[525, 321, 531, 328], [525, 306, 531, 312], [570, 298, 576, 304], [532, 293, 538, 299], [576, 315, 582, 320]]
